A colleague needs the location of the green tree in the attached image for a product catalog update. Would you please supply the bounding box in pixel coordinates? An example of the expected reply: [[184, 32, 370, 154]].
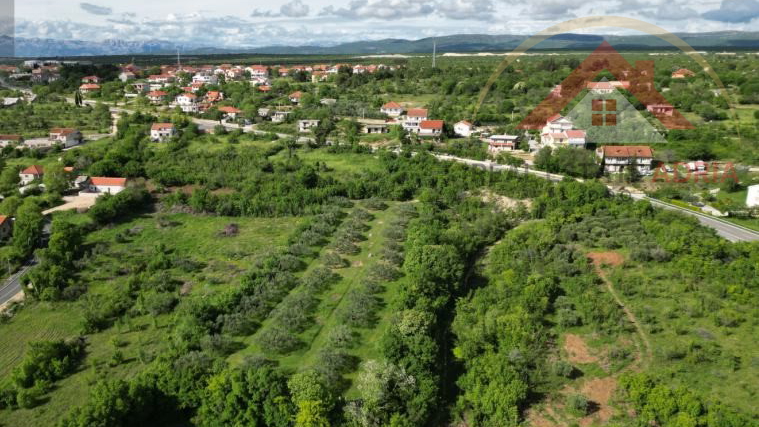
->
[[43, 163, 72, 195], [13, 199, 44, 257]]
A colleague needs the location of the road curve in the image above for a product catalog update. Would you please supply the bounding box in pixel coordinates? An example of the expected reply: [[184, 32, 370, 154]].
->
[[434, 154, 759, 243]]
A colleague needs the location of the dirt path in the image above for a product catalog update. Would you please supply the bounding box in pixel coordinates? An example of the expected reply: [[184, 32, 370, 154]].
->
[[587, 252, 653, 367]]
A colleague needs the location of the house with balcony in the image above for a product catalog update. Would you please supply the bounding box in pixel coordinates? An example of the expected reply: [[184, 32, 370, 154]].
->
[[175, 93, 199, 113], [487, 135, 519, 154], [381, 102, 404, 117], [403, 108, 428, 133], [151, 123, 177, 142], [419, 120, 444, 138], [50, 128, 82, 148], [298, 120, 320, 133], [597, 145, 654, 174]]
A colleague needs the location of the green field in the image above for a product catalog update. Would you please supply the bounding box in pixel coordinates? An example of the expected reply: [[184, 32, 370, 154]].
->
[[0, 213, 302, 426], [229, 201, 408, 397]]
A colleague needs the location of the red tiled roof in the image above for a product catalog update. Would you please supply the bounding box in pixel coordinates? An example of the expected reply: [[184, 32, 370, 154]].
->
[[0, 135, 21, 141], [601, 145, 654, 158], [0, 215, 9, 226], [407, 108, 428, 117], [151, 123, 175, 131], [51, 128, 77, 135], [219, 106, 242, 113], [587, 81, 613, 89], [22, 165, 44, 175], [80, 84, 100, 90], [290, 91, 303, 98], [382, 102, 402, 109], [549, 133, 567, 139], [566, 130, 586, 138], [148, 91, 168, 97], [547, 114, 563, 123], [91, 177, 127, 187], [420, 120, 444, 130]]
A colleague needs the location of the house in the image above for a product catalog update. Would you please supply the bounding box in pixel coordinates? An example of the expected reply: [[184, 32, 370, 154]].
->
[[672, 68, 695, 79], [151, 123, 177, 141], [219, 106, 243, 120], [403, 108, 429, 133], [541, 115, 584, 148], [272, 111, 291, 123], [148, 74, 174, 85], [49, 128, 82, 148], [88, 177, 128, 195], [298, 120, 320, 133], [289, 91, 303, 104], [419, 120, 444, 137], [258, 108, 271, 118], [320, 98, 337, 106], [258, 85, 272, 93], [566, 130, 587, 148], [246, 65, 269, 78], [587, 81, 615, 94], [0, 134, 22, 147], [381, 102, 404, 117], [363, 123, 389, 134], [646, 104, 675, 116], [454, 121, 475, 137], [119, 71, 136, 82], [175, 93, 199, 113], [0, 216, 12, 240], [487, 135, 519, 154], [81, 75, 101, 84], [312, 71, 329, 83], [147, 91, 168, 104], [206, 91, 224, 103], [597, 145, 654, 174], [79, 84, 100, 94], [132, 81, 149, 93], [20, 165, 44, 185], [192, 74, 218, 85]]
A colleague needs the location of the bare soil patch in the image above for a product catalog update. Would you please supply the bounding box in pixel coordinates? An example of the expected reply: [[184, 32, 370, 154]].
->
[[564, 334, 599, 365], [479, 189, 533, 211], [587, 252, 624, 268], [579, 377, 618, 426]]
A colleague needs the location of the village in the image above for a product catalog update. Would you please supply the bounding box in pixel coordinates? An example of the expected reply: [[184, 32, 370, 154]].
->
[[0, 55, 752, 228]]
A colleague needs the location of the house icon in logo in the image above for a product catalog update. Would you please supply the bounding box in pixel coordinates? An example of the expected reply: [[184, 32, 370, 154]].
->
[[520, 41, 694, 132]]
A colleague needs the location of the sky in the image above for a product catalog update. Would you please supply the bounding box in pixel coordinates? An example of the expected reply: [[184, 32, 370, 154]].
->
[[8, 0, 759, 48]]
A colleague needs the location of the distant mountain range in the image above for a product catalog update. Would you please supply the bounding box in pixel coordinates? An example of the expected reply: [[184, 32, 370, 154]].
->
[[6, 31, 759, 58]]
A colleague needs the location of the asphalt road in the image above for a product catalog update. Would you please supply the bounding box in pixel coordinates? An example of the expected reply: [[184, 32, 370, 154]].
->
[[0, 262, 34, 307], [435, 154, 759, 243]]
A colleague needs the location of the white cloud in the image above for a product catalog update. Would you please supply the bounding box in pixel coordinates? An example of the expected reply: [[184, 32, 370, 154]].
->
[[437, 0, 496, 20], [320, 0, 437, 20], [252, 0, 311, 18]]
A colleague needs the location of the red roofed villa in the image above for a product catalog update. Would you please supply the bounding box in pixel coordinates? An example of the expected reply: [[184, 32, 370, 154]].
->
[[88, 177, 128, 195], [597, 145, 654, 174], [381, 102, 404, 117], [20, 165, 44, 185]]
